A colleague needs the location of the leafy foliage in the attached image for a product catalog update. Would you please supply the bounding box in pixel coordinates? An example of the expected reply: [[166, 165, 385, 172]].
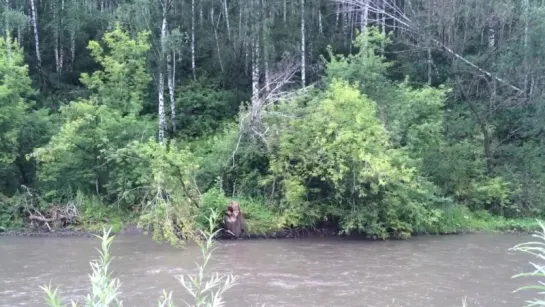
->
[[115, 139, 201, 245], [31, 25, 154, 200], [267, 79, 439, 238], [0, 34, 33, 165], [2, 0, 545, 239], [175, 78, 239, 138]]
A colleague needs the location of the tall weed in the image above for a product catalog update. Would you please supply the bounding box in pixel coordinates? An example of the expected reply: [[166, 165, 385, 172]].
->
[[41, 210, 240, 307], [511, 220, 545, 306]]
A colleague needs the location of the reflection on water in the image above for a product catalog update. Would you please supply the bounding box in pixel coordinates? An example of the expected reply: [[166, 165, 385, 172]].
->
[[0, 233, 538, 306]]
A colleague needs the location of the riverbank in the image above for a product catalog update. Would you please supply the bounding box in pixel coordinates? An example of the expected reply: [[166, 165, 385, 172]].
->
[[0, 223, 341, 239], [0, 216, 540, 239]]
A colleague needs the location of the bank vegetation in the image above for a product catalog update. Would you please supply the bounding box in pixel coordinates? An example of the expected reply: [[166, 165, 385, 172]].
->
[[0, 0, 544, 243]]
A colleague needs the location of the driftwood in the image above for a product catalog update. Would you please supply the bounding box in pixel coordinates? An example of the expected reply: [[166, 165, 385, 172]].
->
[[16, 186, 79, 231], [27, 204, 79, 231], [223, 201, 249, 238]]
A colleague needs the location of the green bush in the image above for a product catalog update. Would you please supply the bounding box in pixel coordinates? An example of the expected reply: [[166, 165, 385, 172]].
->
[[197, 187, 285, 235], [265, 79, 442, 239]]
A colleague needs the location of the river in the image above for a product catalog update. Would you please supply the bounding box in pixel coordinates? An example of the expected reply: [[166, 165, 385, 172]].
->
[[0, 233, 539, 306]]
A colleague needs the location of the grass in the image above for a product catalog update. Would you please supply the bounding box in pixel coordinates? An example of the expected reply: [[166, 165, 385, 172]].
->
[[196, 188, 284, 235], [3, 186, 542, 239], [510, 220, 545, 307], [423, 205, 542, 235]]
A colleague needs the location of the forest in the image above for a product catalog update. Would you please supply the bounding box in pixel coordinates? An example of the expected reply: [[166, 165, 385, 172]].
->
[[0, 0, 544, 243]]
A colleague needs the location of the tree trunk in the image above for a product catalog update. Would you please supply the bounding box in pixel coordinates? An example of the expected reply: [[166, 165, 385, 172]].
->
[[381, 0, 386, 54], [60, 0, 65, 72], [301, 0, 305, 87], [523, 0, 529, 95], [213, 8, 224, 72], [199, 0, 203, 27], [158, 1, 168, 143], [223, 0, 231, 41], [250, 0, 260, 128], [29, 0, 42, 71], [167, 51, 176, 134], [4, 0, 9, 41], [191, 0, 196, 80], [264, 47, 270, 94], [54, 0, 59, 72], [427, 0, 432, 85], [70, 28, 75, 70], [336, 1, 340, 29], [360, 0, 368, 31], [318, 8, 323, 34], [283, 0, 287, 26]]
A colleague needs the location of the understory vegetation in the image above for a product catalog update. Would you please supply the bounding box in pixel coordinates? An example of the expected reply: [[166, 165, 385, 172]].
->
[[1, 0, 545, 243]]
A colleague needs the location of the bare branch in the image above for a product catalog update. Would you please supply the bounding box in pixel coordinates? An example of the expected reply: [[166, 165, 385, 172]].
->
[[335, 0, 524, 93], [258, 54, 301, 107]]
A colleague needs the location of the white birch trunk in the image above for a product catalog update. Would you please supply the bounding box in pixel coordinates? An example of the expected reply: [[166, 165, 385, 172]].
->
[[488, 14, 496, 109], [243, 3, 249, 74], [158, 2, 168, 143], [381, 0, 386, 53], [336, 2, 340, 29], [223, 0, 231, 41], [283, 0, 287, 26], [343, 2, 348, 38], [51, 0, 59, 72], [191, 0, 196, 80], [238, 0, 242, 41], [4, 0, 8, 37], [360, 0, 368, 32], [210, 6, 214, 24], [158, 71, 166, 143], [264, 46, 270, 94], [29, 0, 42, 70], [70, 28, 75, 70], [319, 8, 323, 34], [301, 0, 306, 87], [523, 0, 529, 93], [244, 40, 249, 74], [68, 0, 76, 70], [427, 0, 431, 85], [54, 0, 60, 72], [214, 31, 224, 72], [251, 37, 260, 125], [4, 0, 9, 58], [60, 0, 65, 72], [349, 10, 354, 54], [167, 51, 176, 134], [250, 0, 260, 126], [199, 0, 203, 27], [213, 7, 224, 72]]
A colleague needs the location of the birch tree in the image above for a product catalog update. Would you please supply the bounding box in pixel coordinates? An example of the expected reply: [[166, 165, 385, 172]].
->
[[157, 0, 168, 143], [29, 0, 41, 71], [300, 0, 305, 87], [191, 0, 196, 80], [250, 0, 260, 128]]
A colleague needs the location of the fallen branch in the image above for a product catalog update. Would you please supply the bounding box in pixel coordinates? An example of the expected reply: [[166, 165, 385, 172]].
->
[[28, 214, 66, 223]]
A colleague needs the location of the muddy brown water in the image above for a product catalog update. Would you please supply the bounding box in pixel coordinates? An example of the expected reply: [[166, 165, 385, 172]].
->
[[0, 233, 540, 306]]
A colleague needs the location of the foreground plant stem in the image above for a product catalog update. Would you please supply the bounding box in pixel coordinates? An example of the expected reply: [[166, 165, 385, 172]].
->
[[41, 209, 240, 307]]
